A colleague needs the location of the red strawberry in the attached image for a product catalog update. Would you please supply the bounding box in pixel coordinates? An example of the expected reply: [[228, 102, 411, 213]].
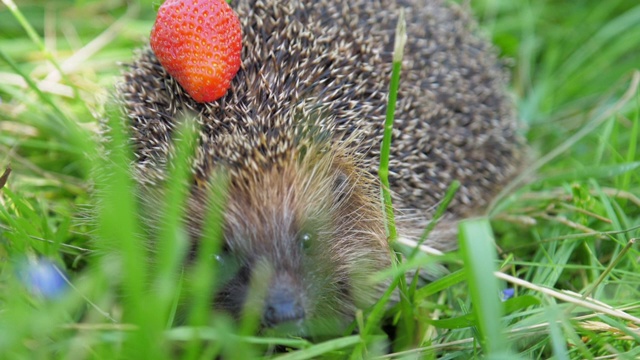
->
[[150, 0, 242, 103]]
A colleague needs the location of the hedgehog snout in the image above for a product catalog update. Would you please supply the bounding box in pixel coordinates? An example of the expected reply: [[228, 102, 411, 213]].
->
[[262, 273, 306, 327]]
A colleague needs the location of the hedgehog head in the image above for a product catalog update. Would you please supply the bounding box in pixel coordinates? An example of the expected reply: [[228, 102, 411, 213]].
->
[[182, 140, 391, 334]]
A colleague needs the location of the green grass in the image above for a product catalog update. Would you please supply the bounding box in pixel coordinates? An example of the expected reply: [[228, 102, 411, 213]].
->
[[1, 0, 640, 358]]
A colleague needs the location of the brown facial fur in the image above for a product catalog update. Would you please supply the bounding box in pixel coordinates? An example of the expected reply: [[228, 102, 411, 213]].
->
[[198, 149, 390, 329]]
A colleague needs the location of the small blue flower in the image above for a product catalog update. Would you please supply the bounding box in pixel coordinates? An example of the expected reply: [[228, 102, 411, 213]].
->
[[501, 288, 515, 301], [18, 258, 68, 298]]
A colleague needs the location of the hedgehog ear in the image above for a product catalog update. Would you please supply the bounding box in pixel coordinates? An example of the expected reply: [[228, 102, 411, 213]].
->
[[332, 168, 351, 205]]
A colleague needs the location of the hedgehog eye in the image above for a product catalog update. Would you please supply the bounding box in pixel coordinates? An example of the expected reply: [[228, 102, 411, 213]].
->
[[211, 248, 242, 283], [299, 231, 316, 251], [212, 253, 224, 264], [332, 170, 350, 204], [211, 243, 239, 269], [211, 244, 232, 264], [212, 252, 232, 271]]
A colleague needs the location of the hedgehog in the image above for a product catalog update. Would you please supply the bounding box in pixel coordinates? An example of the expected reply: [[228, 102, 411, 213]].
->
[[115, 0, 522, 333]]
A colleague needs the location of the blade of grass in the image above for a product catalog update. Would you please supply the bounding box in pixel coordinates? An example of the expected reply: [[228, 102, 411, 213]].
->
[[166, 327, 311, 348], [1, 0, 81, 100], [458, 218, 511, 356], [0, 48, 71, 124], [414, 270, 465, 301], [489, 70, 640, 215], [567, 238, 635, 317], [96, 104, 150, 359], [152, 117, 200, 325], [621, 103, 639, 192], [496, 272, 640, 324], [379, 10, 406, 245], [0, 47, 93, 177], [274, 335, 364, 360], [544, 304, 570, 360], [184, 171, 229, 360], [534, 161, 640, 184], [408, 180, 460, 259], [374, 8, 414, 352]]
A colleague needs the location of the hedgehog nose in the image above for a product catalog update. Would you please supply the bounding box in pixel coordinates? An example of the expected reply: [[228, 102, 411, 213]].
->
[[263, 285, 305, 327]]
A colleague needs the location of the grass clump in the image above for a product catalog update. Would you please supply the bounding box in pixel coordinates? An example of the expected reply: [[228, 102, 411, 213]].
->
[[1, 0, 639, 358]]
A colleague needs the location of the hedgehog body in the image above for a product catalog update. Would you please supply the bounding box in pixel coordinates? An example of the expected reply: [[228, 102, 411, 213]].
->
[[117, 0, 522, 331]]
